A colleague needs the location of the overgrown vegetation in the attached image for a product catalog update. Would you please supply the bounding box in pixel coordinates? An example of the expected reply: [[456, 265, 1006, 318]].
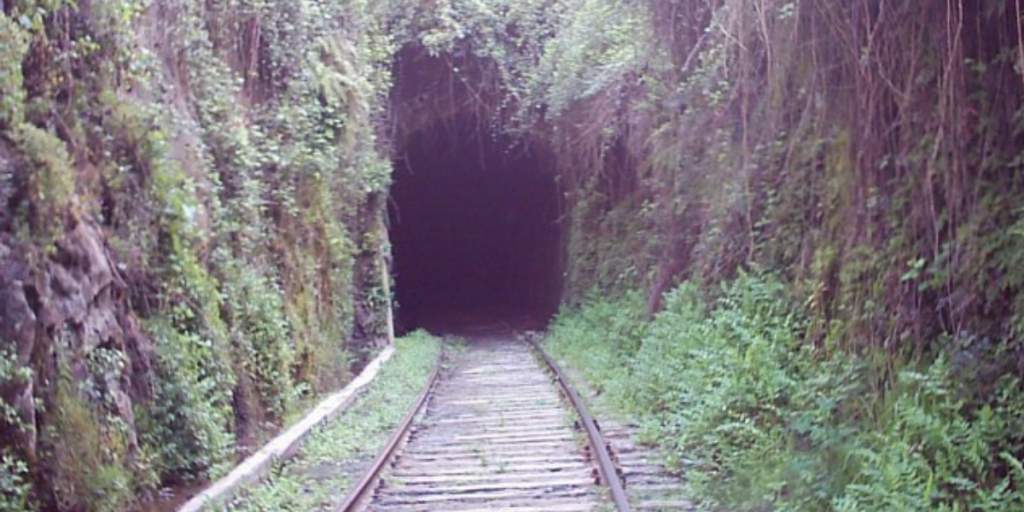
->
[[408, 0, 1024, 507], [0, 349, 32, 512], [2, 0, 396, 509], [221, 332, 440, 512], [547, 273, 1024, 511], [3, 0, 1024, 510]]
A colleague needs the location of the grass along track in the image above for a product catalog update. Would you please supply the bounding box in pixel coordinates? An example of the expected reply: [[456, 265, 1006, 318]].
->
[[216, 325, 651, 512], [217, 333, 442, 512], [538, 332, 696, 512]]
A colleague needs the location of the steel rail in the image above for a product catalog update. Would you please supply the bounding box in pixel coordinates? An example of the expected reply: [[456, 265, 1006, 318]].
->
[[333, 347, 444, 512], [528, 337, 633, 512]]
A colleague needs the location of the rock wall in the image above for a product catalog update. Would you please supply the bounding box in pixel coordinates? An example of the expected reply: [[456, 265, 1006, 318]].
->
[[0, 1, 394, 510]]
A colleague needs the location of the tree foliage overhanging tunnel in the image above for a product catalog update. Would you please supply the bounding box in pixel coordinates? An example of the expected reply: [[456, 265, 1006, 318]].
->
[[1, 0, 1024, 511]]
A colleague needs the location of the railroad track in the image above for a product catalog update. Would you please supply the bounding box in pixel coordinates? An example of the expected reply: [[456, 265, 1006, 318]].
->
[[334, 328, 634, 512]]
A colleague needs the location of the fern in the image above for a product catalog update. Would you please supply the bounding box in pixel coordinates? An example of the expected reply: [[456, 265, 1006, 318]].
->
[[547, 274, 1024, 511]]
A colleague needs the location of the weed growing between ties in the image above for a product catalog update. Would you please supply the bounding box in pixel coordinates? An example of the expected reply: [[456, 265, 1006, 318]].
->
[[220, 332, 441, 512], [545, 274, 1024, 512]]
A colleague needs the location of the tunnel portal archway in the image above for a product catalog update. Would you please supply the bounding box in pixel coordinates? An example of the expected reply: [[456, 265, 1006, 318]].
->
[[389, 116, 562, 333]]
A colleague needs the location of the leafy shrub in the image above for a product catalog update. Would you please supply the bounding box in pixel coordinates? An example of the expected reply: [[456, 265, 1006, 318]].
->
[[546, 273, 1024, 511], [544, 290, 646, 397], [10, 123, 75, 246], [220, 256, 296, 419], [0, 349, 32, 512], [0, 449, 30, 512], [141, 318, 236, 482], [135, 119, 238, 483], [0, 13, 29, 128], [832, 363, 1024, 512]]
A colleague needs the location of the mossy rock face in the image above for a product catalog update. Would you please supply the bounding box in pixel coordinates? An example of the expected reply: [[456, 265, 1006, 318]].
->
[[1, 0, 393, 507], [45, 377, 134, 512], [0, 218, 150, 511]]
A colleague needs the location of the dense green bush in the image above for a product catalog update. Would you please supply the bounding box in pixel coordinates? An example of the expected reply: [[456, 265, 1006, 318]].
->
[[546, 274, 1024, 511], [0, 349, 31, 512], [0, 449, 30, 512]]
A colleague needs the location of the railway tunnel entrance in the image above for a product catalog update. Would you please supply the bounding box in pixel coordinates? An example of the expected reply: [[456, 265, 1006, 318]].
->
[[388, 115, 562, 333]]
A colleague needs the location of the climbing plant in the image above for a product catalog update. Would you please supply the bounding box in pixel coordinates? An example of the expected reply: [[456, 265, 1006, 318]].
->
[[3, 0, 1024, 510], [2, 0, 398, 508]]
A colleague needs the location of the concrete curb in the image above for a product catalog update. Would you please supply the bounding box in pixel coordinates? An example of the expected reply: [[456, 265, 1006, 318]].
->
[[178, 345, 397, 512]]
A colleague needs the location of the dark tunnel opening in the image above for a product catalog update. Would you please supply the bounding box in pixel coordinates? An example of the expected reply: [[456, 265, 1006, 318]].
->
[[389, 116, 562, 333]]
